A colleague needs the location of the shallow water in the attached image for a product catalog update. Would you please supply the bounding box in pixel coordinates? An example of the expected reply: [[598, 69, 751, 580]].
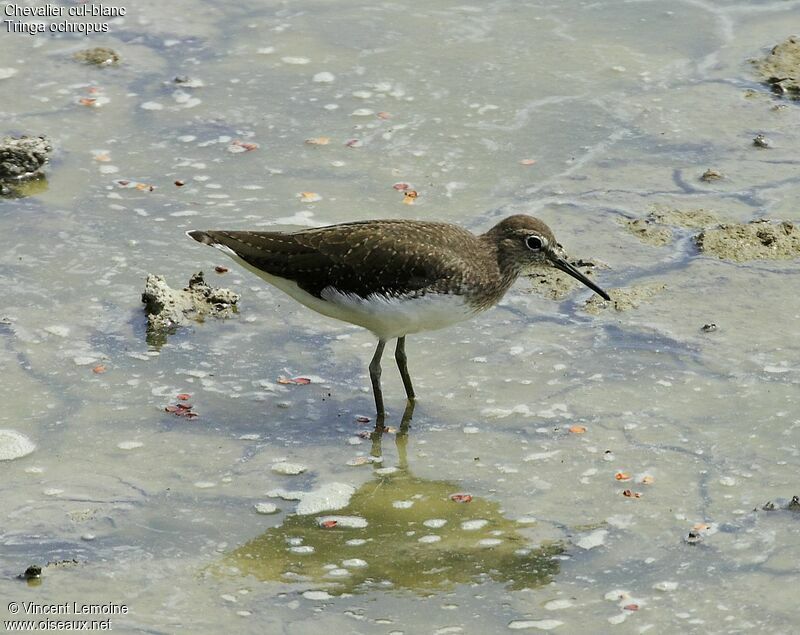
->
[[2, 0, 800, 632]]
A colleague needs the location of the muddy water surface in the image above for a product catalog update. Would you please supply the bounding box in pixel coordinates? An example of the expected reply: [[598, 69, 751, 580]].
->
[[2, 1, 800, 633]]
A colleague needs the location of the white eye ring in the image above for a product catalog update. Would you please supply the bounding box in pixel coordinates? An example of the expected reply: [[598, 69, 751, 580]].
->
[[526, 235, 544, 251]]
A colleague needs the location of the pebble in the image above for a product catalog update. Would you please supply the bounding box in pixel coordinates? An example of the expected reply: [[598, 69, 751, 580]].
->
[[418, 535, 442, 543], [117, 441, 143, 450], [544, 599, 573, 610], [289, 546, 315, 554], [0, 430, 36, 460], [508, 619, 563, 630], [254, 502, 279, 514], [271, 462, 307, 475], [461, 519, 488, 531], [575, 529, 607, 550], [326, 568, 350, 577]]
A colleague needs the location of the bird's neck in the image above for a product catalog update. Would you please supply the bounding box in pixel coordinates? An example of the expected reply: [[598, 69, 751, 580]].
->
[[468, 233, 524, 310]]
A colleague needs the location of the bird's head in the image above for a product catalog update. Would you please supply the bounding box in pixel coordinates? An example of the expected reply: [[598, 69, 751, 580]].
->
[[486, 215, 610, 301]]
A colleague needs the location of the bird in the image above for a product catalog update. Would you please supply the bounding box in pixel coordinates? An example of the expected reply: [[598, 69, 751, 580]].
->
[[187, 215, 610, 418]]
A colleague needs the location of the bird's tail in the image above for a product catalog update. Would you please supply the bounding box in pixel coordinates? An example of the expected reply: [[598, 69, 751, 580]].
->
[[186, 230, 216, 245]]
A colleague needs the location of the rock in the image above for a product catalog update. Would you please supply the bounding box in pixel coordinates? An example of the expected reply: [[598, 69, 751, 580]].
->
[[623, 206, 721, 246], [700, 168, 723, 182], [623, 218, 673, 246], [141, 272, 239, 346], [583, 283, 666, 315], [254, 502, 279, 514], [696, 220, 800, 262], [271, 461, 307, 475], [751, 36, 800, 99], [0, 135, 52, 181], [73, 47, 119, 66]]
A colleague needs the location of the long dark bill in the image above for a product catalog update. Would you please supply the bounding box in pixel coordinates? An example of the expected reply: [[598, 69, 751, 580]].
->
[[548, 253, 611, 301]]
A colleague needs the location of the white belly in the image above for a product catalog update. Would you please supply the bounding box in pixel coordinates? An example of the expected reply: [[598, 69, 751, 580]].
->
[[319, 286, 480, 340], [224, 249, 480, 340]]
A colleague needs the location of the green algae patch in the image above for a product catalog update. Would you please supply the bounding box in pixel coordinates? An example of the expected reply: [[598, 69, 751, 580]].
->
[[223, 469, 562, 595]]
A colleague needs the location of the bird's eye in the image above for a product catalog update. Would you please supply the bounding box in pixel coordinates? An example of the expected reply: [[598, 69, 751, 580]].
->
[[525, 235, 544, 251]]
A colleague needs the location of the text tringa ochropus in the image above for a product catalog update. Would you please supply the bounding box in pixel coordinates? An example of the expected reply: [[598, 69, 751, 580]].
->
[[187, 215, 610, 417]]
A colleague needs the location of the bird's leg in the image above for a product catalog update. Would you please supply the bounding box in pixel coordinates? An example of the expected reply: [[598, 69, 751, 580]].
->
[[369, 339, 387, 417], [369, 419, 385, 459], [394, 336, 415, 401]]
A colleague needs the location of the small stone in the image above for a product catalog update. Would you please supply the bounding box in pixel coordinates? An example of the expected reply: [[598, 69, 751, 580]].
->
[[508, 619, 564, 631], [685, 530, 703, 545], [700, 168, 723, 182], [288, 545, 314, 554], [753, 134, 770, 148], [73, 47, 119, 66], [461, 519, 488, 531], [544, 599, 573, 610], [0, 430, 36, 460], [117, 441, 143, 450], [271, 462, 307, 475], [653, 581, 678, 591], [254, 502, 279, 514], [575, 529, 608, 550], [701, 323, 717, 333]]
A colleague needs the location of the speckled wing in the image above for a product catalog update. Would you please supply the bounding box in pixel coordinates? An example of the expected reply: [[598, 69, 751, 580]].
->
[[188, 221, 477, 299]]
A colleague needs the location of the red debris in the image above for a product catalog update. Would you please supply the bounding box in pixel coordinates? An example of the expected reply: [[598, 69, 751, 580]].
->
[[449, 493, 473, 503], [277, 376, 312, 385]]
